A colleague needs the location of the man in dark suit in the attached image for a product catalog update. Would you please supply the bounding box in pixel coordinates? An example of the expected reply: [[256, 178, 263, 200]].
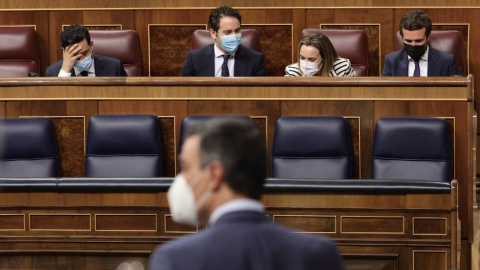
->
[[180, 6, 266, 77], [46, 24, 127, 77], [149, 118, 344, 270], [382, 10, 462, 77]]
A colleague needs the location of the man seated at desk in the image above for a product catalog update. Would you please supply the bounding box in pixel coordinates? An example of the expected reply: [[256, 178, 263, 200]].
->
[[180, 6, 267, 77], [46, 24, 127, 77], [382, 10, 462, 77]]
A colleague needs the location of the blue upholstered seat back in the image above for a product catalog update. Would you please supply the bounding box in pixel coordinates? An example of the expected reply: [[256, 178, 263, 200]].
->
[[272, 116, 353, 179], [371, 117, 452, 182], [0, 118, 58, 177], [85, 115, 163, 177]]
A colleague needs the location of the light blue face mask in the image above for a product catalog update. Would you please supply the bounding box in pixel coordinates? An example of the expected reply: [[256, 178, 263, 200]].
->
[[73, 53, 93, 72], [218, 33, 242, 53]]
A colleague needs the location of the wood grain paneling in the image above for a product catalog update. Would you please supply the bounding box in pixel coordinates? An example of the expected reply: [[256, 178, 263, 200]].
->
[[413, 218, 447, 235], [30, 214, 90, 231], [0, 11, 49, 76], [280, 101, 373, 179], [244, 25, 293, 76], [98, 100, 188, 177], [48, 11, 135, 68], [0, 102, 5, 118], [0, 215, 25, 231], [188, 100, 280, 177], [273, 215, 336, 233], [95, 214, 157, 231], [5, 101, 97, 177], [341, 216, 404, 234], [149, 25, 207, 76], [413, 250, 447, 270], [342, 254, 399, 270], [321, 24, 380, 76], [164, 214, 198, 233], [306, 9, 393, 77]]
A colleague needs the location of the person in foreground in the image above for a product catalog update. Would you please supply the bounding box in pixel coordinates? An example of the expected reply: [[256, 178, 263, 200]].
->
[[46, 24, 127, 77], [382, 10, 462, 77], [285, 33, 355, 77], [180, 6, 267, 76], [149, 118, 344, 270]]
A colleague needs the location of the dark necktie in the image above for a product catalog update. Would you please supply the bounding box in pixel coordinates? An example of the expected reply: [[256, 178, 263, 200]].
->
[[413, 60, 420, 77], [80, 71, 89, 77], [221, 54, 230, 77]]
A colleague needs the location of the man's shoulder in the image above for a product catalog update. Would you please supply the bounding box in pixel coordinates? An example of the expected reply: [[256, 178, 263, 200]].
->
[[385, 49, 405, 60], [429, 47, 455, 61], [237, 44, 263, 58], [94, 54, 122, 65], [187, 44, 214, 57]]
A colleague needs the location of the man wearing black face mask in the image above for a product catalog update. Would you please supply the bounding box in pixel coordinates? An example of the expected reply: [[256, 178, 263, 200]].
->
[[382, 10, 462, 77]]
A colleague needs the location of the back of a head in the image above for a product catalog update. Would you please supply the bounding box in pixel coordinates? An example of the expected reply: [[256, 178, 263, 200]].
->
[[400, 10, 432, 37], [60, 24, 91, 48], [187, 118, 266, 200]]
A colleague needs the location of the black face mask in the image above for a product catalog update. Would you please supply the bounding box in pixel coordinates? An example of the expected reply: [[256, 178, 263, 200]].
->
[[403, 43, 427, 61]]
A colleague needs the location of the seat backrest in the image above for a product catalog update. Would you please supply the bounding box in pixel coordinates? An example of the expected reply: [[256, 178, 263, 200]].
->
[[89, 30, 142, 76], [272, 116, 353, 179], [371, 117, 452, 181], [302, 29, 369, 76], [191, 29, 262, 52], [0, 118, 58, 177], [394, 30, 466, 75], [85, 115, 163, 177], [0, 27, 40, 77]]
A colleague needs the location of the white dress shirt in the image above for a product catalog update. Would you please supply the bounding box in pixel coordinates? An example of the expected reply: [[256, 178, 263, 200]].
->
[[214, 44, 235, 77], [408, 46, 429, 77], [58, 59, 96, 77], [208, 198, 265, 225]]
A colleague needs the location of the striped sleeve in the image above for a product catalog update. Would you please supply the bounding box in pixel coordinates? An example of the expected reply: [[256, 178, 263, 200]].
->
[[329, 58, 356, 77], [285, 63, 303, 77]]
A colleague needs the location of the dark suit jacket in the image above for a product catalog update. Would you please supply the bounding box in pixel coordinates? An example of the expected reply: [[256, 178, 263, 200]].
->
[[45, 55, 127, 77], [180, 44, 267, 76], [149, 211, 344, 270], [382, 47, 462, 76]]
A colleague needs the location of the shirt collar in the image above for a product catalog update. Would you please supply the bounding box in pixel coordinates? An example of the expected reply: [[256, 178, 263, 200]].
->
[[208, 198, 264, 225], [408, 45, 429, 61], [214, 42, 236, 58], [74, 55, 96, 76]]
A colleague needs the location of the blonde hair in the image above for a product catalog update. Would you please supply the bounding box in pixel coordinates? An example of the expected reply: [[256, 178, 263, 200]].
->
[[297, 33, 339, 76]]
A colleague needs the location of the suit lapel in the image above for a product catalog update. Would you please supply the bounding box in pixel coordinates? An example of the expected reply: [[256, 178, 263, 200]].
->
[[93, 55, 104, 76], [398, 50, 409, 76], [202, 45, 215, 76], [427, 48, 440, 76], [234, 45, 247, 76]]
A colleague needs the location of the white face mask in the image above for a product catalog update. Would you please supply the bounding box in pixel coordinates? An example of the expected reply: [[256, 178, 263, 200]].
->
[[167, 170, 212, 226], [299, 59, 322, 76]]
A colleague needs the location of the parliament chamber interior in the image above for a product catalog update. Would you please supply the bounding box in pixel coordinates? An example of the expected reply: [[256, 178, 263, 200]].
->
[[0, 1, 479, 269]]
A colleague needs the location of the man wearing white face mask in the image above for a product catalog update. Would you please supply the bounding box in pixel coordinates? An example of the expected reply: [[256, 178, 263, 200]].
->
[[180, 6, 267, 77], [46, 24, 127, 77], [149, 118, 344, 270]]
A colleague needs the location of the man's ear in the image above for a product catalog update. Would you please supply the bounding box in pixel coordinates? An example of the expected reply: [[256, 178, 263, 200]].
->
[[207, 160, 225, 191], [90, 41, 94, 51], [210, 29, 217, 41]]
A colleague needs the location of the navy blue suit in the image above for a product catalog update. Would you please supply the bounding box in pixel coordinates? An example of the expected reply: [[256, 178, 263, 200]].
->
[[45, 55, 127, 77], [149, 211, 344, 270], [180, 44, 267, 76], [382, 47, 462, 76]]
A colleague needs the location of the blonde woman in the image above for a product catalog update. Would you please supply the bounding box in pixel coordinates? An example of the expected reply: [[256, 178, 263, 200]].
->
[[285, 33, 355, 77]]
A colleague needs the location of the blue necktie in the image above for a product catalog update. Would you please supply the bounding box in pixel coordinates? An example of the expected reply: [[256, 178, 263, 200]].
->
[[221, 54, 230, 77], [413, 60, 420, 77]]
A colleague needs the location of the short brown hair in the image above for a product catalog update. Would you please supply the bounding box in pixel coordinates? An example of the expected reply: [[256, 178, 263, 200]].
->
[[400, 10, 432, 38], [297, 33, 339, 77], [208, 6, 242, 32]]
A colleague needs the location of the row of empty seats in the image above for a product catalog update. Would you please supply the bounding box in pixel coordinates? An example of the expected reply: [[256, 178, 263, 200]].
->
[[0, 115, 452, 182], [0, 27, 466, 77]]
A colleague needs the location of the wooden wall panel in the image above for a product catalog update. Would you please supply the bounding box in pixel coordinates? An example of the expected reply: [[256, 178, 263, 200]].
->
[[5, 101, 97, 177], [188, 101, 280, 177], [1, 0, 480, 9], [48, 11, 135, 70], [97, 101, 188, 177], [135, 10, 211, 77], [280, 101, 373, 179], [306, 9, 393, 77], [0, 102, 5, 118], [149, 25, 206, 76], [0, 11, 49, 77]]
